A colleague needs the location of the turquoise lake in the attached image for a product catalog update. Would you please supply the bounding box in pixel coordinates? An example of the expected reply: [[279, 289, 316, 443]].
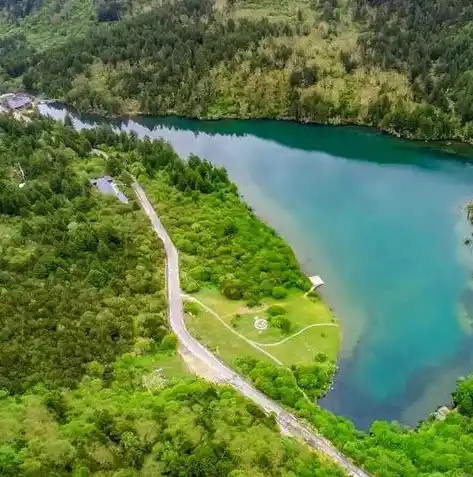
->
[[40, 103, 473, 428]]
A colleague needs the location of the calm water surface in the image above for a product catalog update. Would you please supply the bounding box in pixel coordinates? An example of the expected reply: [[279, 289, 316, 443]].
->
[[40, 104, 473, 428]]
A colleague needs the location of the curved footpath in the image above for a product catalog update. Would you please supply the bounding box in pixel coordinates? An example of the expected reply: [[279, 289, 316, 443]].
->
[[133, 182, 371, 477], [183, 293, 338, 349]]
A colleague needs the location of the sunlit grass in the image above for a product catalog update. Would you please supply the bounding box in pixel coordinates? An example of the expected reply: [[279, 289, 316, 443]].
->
[[185, 306, 273, 366], [191, 288, 340, 365]]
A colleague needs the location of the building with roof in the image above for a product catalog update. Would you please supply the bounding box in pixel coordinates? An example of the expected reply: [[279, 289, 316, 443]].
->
[[0, 93, 33, 111], [304, 275, 325, 297], [7, 95, 32, 110], [433, 406, 451, 421]]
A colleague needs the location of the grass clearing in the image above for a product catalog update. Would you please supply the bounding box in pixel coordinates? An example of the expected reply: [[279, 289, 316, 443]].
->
[[138, 351, 191, 381], [267, 326, 340, 364], [185, 307, 273, 366], [190, 288, 340, 366], [112, 349, 192, 392]]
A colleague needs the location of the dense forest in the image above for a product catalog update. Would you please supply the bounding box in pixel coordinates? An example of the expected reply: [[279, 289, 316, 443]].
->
[[0, 114, 347, 477], [2, 376, 351, 477], [3, 0, 473, 470], [142, 161, 310, 304], [0, 116, 166, 394], [4, 0, 473, 142], [0, 0, 43, 19], [0, 110, 308, 397], [0, 0, 134, 22]]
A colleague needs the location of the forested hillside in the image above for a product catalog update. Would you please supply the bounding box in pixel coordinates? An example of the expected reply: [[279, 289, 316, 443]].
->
[[4, 0, 473, 142], [0, 116, 166, 394], [0, 0, 44, 20], [0, 114, 348, 477]]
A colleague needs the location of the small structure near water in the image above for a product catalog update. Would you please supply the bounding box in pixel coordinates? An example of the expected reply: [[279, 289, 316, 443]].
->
[[432, 405, 451, 421], [305, 275, 325, 297], [0, 93, 33, 112], [90, 176, 128, 203], [310, 276, 325, 289]]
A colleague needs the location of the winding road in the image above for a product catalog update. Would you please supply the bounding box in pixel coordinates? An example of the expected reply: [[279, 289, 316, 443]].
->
[[133, 182, 371, 477]]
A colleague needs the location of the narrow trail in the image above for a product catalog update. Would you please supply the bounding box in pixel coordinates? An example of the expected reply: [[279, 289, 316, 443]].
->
[[259, 323, 339, 347], [184, 294, 337, 349]]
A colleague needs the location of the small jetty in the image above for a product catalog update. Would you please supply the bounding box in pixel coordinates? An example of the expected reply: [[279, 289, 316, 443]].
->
[[305, 275, 324, 297]]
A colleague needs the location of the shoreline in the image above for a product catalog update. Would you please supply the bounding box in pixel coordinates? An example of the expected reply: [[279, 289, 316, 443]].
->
[[36, 101, 343, 357], [36, 96, 473, 160]]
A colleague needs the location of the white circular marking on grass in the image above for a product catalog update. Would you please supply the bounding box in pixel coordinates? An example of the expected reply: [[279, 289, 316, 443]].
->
[[254, 316, 268, 331]]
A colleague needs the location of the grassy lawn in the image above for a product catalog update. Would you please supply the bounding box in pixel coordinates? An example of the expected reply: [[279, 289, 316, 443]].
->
[[139, 352, 192, 381], [267, 326, 340, 364], [190, 288, 340, 365], [185, 307, 274, 366]]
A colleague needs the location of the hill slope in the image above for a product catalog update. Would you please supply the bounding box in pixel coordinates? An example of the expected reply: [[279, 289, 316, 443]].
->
[[2, 113, 473, 477], [3, 0, 473, 143]]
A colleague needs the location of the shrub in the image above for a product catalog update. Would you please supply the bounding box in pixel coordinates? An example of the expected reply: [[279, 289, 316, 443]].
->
[[454, 376, 473, 417], [160, 333, 177, 351], [270, 315, 292, 334], [182, 276, 201, 293], [231, 314, 241, 328], [267, 305, 287, 316], [271, 286, 287, 299], [184, 301, 200, 316], [246, 297, 261, 308], [223, 280, 244, 300]]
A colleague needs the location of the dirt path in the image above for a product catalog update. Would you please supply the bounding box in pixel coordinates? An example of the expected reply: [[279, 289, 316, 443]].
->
[[185, 294, 338, 349], [259, 323, 339, 347]]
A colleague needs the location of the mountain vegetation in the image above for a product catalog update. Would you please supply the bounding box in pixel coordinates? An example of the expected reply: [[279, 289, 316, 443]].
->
[[0, 116, 166, 394], [1, 110, 473, 477], [2, 0, 473, 474], [141, 164, 310, 304], [4, 0, 473, 143]]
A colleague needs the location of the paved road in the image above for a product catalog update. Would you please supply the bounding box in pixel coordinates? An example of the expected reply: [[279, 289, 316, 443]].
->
[[133, 182, 371, 477]]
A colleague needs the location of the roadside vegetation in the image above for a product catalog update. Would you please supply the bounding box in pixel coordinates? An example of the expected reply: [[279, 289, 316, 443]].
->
[[141, 170, 311, 305], [239, 356, 473, 477], [139, 154, 340, 391], [0, 114, 348, 477], [0, 118, 168, 394]]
